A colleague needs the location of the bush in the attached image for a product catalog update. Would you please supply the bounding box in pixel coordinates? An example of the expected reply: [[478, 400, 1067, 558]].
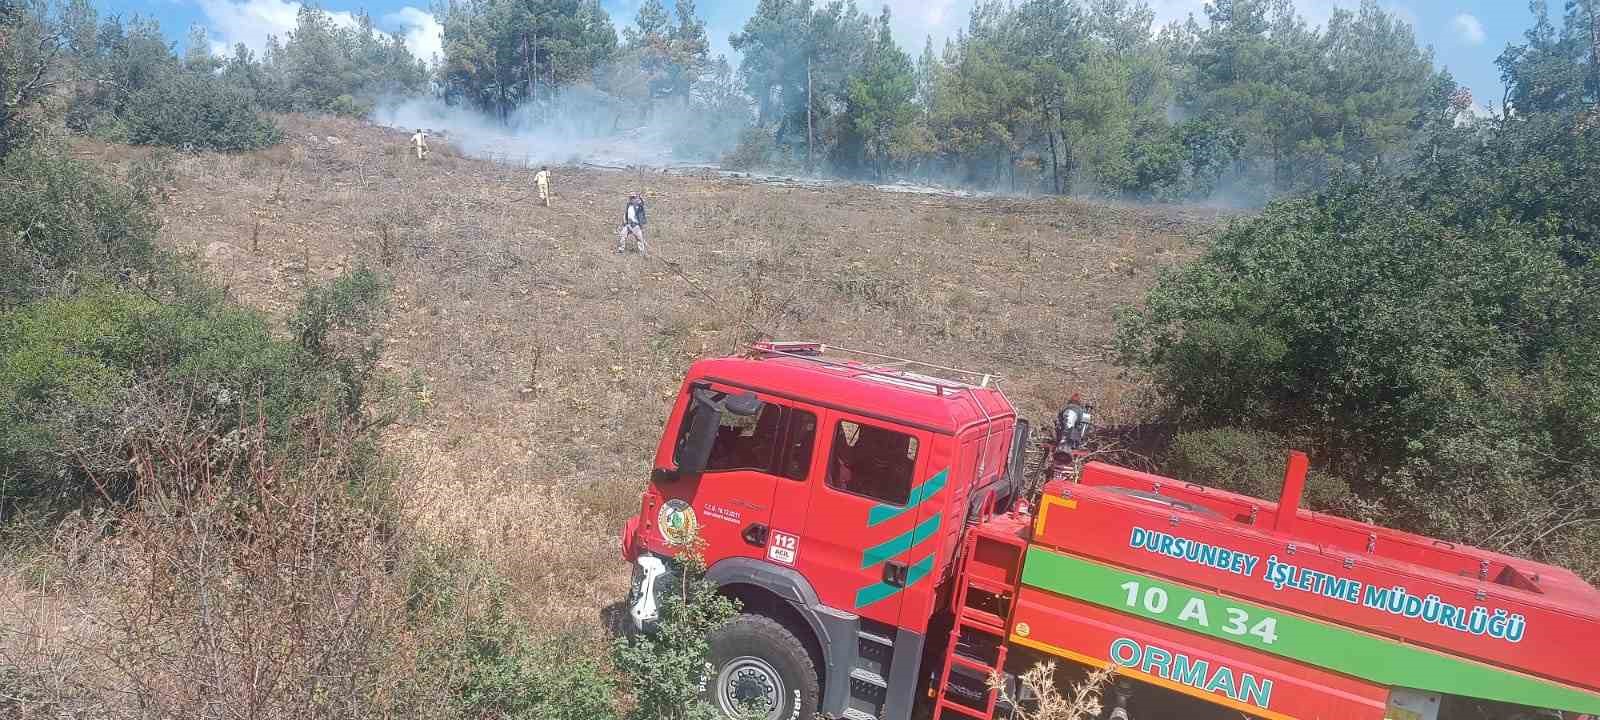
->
[[438, 608, 617, 720], [0, 287, 309, 513], [124, 72, 282, 152], [1118, 181, 1591, 477], [1167, 428, 1360, 514], [0, 266, 395, 520], [328, 93, 372, 118], [613, 549, 740, 720], [0, 145, 162, 307], [0, 417, 419, 719], [722, 127, 778, 171], [1122, 119, 1243, 201], [402, 538, 621, 720], [2, 429, 623, 719], [1118, 173, 1600, 578]]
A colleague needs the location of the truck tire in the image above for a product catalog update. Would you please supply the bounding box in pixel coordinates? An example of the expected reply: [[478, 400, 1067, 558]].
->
[[704, 613, 820, 720]]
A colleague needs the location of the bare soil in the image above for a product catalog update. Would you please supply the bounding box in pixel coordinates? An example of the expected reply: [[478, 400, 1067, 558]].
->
[[85, 114, 1220, 634]]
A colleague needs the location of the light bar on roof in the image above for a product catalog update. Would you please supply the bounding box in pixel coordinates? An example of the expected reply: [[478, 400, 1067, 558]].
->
[[752, 341, 825, 356]]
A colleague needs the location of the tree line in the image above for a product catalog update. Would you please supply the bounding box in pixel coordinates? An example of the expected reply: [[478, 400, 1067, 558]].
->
[[4, 0, 430, 152], [722, 0, 1460, 200], [432, 0, 1469, 201], [5, 0, 1488, 200]]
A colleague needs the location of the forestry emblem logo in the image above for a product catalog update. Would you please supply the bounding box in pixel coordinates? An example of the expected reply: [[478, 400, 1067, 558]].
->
[[658, 499, 698, 546]]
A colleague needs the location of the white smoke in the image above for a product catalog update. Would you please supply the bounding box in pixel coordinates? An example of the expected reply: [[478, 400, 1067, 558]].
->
[[371, 88, 735, 168]]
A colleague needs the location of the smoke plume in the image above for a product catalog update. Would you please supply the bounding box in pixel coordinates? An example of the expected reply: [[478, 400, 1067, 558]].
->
[[371, 85, 741, 168]]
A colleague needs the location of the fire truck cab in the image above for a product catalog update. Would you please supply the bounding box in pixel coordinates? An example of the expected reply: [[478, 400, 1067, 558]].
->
[[622, 342, 1022, 720]]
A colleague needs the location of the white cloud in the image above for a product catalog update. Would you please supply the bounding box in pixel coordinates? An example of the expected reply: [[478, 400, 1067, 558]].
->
[[387, 7, 443, 64], [197, 0, 340, 55], [195, 0, 442, 66], [1452, 13, 1485, 45]]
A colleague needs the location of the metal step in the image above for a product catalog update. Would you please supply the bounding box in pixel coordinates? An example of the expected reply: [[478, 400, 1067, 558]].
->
[[841, 709, 878, 720], [857, 629, 896, 647], [965, 575, 1013, 595], [937, 699, 989, 719], [815, 604, 859, 621], [958, 607, 1008, 633], [849, 667, 888, 689], [948, 654, 997, 674]]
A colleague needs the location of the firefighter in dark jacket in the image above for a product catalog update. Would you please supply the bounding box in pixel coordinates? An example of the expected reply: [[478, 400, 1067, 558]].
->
[[1053, 393, 1091, 451], [617, 194, 648, 253]]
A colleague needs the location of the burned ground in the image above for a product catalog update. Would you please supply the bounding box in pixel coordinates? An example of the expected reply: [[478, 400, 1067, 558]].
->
[[88, 114, 1217, 635]]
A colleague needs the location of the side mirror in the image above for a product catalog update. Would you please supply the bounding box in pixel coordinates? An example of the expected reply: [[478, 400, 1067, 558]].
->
[[990, 419, 1031, 513], [723, 391, 761, 417], [1005, 419, 1031, 488], [666, 389, 763, 480], [675, 397, 721, 478]]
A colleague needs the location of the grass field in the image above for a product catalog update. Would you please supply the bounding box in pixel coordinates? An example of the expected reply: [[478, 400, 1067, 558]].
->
[[87, 113, 1219, 638]]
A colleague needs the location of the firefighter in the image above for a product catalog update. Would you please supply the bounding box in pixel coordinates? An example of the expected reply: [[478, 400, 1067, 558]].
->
[[410, 128, 428, 160], [1053, 393, 1091, 451], [617, 193, 648, 254], [534, 165, 551, 208]]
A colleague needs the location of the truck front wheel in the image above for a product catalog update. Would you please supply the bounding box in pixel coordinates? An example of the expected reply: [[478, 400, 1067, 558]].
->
[[704, 613, 820, 720]]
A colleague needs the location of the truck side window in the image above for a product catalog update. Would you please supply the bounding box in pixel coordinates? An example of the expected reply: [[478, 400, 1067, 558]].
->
[[826, 420, 918, 505], [778, 409, 817, 481], [703, 402, 786, 473]]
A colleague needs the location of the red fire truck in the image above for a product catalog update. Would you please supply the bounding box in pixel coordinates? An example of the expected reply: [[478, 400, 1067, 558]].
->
[[620, 342, 1600, 720]]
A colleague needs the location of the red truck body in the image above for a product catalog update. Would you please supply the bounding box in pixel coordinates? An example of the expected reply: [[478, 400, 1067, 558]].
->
[[620, 343, 1600, 720]]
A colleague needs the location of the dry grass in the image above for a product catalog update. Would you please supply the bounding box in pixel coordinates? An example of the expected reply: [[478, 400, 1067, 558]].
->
[[64, 113, 1217, 645], [0, 419, 434, 719], [992, 662, 1116, 720]]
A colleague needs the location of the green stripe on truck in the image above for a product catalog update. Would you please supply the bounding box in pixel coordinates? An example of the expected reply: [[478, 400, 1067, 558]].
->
[[867, 469, 947, 527], [1021, 547, 1600, 714], [861, 515, 941, 569]]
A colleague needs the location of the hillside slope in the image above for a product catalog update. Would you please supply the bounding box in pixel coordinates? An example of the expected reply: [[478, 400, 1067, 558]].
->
[[102, 114, 1218, 633]]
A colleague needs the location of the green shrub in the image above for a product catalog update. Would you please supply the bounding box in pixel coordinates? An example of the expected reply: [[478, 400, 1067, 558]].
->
[[327, 93, 372, 118], [446, 611, 617, 720], [1119, 172, 1600, 578], [1167, 428, 1358, 514], [124, 72, 282, 152], [613, 550, 740, 720], [0, 287, 308, 511], [0, 145, 161, 307], [292, 267, 389, 359], [291, 267, 391, 419], [1118, 182, 1592, 478], [0, 267, 393, 520], [405, 539, 619, 720]]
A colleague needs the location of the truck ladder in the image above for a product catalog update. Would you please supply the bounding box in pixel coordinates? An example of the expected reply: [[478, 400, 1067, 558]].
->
[[933, 526, 1028, 720]]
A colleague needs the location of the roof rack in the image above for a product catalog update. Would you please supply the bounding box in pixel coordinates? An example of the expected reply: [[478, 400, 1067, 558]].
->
[[748, 341, 1001, 395]]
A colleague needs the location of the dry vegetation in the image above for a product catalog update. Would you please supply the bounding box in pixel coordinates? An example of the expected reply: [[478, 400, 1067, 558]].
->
[[3, 114, 1215, 711]]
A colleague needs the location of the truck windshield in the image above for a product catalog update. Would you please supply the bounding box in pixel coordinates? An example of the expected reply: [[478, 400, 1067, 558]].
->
[[683, 401, 817, 480]]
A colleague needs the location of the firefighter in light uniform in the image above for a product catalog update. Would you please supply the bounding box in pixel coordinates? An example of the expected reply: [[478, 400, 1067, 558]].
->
[[534, 166, 551, 208], [410, 129, 428, 160]]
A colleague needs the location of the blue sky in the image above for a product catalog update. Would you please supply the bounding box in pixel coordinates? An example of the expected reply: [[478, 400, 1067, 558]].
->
[[107, 0, 1539, 111]]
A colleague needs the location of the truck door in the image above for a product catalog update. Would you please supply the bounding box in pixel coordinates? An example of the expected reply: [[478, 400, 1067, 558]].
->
[[801, 410, 934, 625], [657, 385, 809, 566]]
